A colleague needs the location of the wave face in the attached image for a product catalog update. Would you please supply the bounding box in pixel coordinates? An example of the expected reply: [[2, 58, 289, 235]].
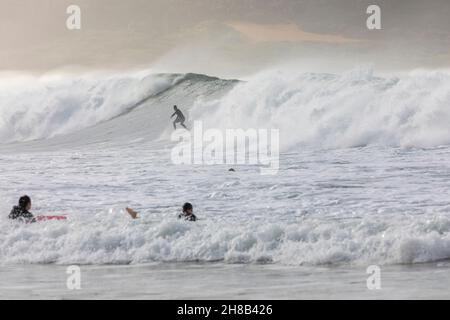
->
[[0, 72, 181, 143], [191, 69, 450, 150]]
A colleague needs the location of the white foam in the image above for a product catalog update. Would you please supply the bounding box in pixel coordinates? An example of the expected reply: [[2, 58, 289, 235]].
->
[[3, 68, 450, 149], [191, 68, 450, 150], [1, 210, 450, 266]]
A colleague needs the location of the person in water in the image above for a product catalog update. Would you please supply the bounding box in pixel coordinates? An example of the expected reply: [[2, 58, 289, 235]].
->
[[171, 105, 187, 130], [126, 203, 197, 222], [9, 195, 36, 223], [178, 202, 197, 221]]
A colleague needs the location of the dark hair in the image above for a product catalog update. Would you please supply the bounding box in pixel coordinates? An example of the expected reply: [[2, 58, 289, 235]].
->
[[19, 195, 31, 209], [174, 105, 178, 109], [183, 202, 193, 212]]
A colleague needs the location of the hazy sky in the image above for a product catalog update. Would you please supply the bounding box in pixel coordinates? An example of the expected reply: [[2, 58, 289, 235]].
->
[[0, 0, 449, 77]]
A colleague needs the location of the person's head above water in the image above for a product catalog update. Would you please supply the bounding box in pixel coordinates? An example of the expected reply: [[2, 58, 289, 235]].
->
[[183, 202, 193, 215], [19, 195, 31, 211]]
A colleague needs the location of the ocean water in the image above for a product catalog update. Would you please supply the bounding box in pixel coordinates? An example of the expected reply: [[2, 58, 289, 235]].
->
[[0, 69, 450, 299], [2, 262, 450, 300]]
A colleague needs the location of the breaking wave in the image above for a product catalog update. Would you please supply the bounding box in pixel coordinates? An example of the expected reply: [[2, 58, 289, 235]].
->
[[192, 68, 450, 149], [1, 68, 450, 149], [1, 211, 450, 266], [0, 71, 181, 142]]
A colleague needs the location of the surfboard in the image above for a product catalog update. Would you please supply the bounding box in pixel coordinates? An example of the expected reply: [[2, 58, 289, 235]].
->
[[36, 215, 67, 222]]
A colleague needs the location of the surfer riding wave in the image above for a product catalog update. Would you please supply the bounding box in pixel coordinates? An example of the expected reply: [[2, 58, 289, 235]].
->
[[171, 105, 187, 130]]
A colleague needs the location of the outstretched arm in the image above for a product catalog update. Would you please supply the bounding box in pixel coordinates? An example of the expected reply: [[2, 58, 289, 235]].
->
[[171, 112, 177, 118], [126, 207, 139, 219]]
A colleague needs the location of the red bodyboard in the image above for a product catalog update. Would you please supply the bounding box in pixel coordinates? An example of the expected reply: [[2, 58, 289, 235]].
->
[[36, 215, 67, 222]]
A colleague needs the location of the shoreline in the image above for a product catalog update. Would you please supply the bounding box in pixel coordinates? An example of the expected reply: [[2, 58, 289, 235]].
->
[[1, 262, 450, 299]]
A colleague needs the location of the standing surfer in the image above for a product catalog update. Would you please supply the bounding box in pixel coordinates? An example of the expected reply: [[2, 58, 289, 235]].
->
[[171, 105, 187, 130]]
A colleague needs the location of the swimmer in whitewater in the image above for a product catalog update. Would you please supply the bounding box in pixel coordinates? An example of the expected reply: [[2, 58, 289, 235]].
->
[[178, 202, 197, 221], [8, 195, 36, 223], [171, 105, 187, 130], [126, 202, 197, 222]]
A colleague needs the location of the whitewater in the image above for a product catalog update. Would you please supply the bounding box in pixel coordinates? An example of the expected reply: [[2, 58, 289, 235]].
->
[[1, 68, 450, 299]]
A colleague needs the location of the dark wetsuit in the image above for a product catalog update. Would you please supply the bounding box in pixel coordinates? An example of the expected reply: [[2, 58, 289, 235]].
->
[[9, 206, 36, 223], [178, 213, 197, 221], [172, 109, 187, 129]]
